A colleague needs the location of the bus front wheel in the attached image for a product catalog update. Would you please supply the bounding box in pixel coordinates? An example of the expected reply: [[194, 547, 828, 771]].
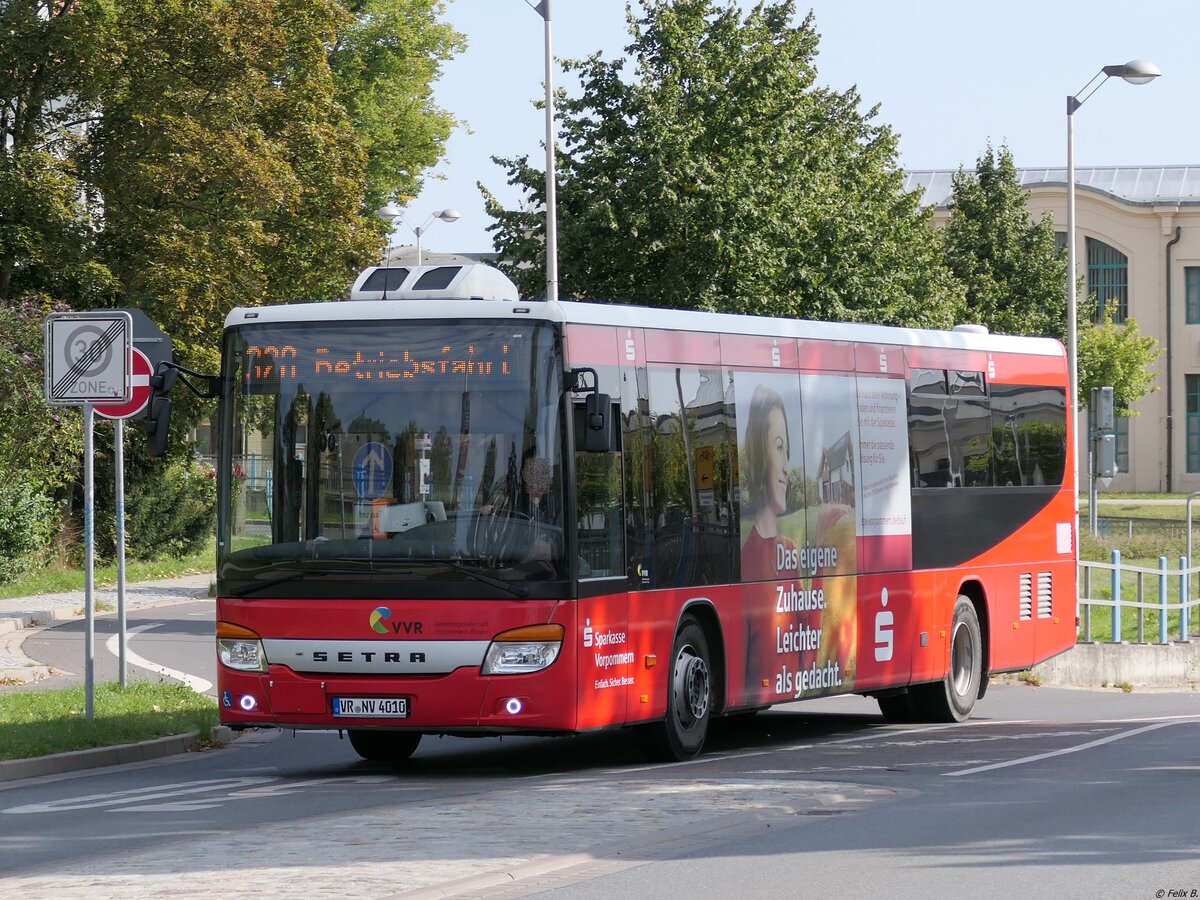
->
[[636, 616, 712, 762], [347, 730, 422, 763], [912, 596, 982, 722]]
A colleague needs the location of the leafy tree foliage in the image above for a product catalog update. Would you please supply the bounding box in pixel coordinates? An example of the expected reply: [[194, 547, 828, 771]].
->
[[0, 0, 460, 564], [943, 145, 1069, 340], [1078, 310, 1161, 415], [0, 296, 84, 497], [943, 144, 1162, 411], [331, 0, 464, 213], [483, 0, 964, 327], [0, 0, 117, 306]]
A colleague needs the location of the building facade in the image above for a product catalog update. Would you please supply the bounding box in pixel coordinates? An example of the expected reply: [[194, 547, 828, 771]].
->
[[905, 166, 1200, 494]]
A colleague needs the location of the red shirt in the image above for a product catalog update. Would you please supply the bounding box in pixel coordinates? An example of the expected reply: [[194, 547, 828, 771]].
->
[[741, 527, 800, 582]]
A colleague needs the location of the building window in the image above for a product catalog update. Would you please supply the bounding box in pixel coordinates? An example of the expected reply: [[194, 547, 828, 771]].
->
[[1189, 376, 1200, 473], [1087, 238, 1128, 324], [1187, 268, 1200, 325]]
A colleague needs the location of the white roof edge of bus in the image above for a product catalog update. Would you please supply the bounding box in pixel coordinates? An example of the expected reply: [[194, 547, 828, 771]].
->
[[225, 295, 1063, 357]]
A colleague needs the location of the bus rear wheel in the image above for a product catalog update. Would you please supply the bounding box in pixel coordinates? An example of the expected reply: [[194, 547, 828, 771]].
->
[[911, 596, 982, 722], [636, 616, 712, 762], [347, 730, 422, 763]]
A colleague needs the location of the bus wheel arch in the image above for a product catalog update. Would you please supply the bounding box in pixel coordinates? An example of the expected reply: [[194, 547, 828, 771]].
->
[[957, 580, 990, 699], [680, 600, 727, 717], [636, 606, 721, 761], [911, 592, 984, 722]]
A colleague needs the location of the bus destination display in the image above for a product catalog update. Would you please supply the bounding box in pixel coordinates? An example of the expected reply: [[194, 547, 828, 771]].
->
[[242, 336, 526, 393]]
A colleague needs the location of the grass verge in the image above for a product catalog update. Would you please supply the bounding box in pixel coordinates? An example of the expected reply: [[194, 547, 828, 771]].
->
[[0, 541, 215, 600], [0, 680, 220, 761]]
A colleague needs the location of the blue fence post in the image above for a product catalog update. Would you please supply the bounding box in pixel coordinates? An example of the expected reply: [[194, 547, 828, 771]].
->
[[1110, 549, 1121, 643], [1181, 556, 1190, 642], [1160, 556, 1169, 644], [1082, 564, 1092, 642]]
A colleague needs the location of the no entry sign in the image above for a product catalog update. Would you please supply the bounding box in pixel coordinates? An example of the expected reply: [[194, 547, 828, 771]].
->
[[94, 348, 154, 420]]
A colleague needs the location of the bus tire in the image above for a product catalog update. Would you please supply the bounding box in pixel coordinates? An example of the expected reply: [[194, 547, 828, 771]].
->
[[347, 730, 422, 762], [912, 595, 982, 723], [636, 616, 712, 761]]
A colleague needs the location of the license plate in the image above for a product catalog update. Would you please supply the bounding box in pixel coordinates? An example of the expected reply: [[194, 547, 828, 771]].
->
[[332, 697, 409, 718]]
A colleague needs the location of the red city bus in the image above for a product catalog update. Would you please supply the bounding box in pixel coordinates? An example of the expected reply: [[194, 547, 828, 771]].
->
[[215, 264, 1076, 762]]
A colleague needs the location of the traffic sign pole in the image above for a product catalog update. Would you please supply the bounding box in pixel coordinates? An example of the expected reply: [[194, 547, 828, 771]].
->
[[115, 418, 127, 688], [83, 402, 95, 721]]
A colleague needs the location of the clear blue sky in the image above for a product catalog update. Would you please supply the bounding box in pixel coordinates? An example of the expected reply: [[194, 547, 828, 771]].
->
[[404, 0, 1194, 254]]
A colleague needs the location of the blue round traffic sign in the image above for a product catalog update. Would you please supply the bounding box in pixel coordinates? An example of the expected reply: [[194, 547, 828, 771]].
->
[[352, 442, 393, 500]]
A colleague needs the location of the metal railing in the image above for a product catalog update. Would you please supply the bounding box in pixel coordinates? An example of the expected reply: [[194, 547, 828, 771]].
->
[[1078, 551, 1197, 643]]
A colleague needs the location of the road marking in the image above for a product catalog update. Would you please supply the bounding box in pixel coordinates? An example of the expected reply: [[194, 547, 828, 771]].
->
[[105, 623, 212, 693], [2, 778, 273, 814], [945, 721, 1177, 776]]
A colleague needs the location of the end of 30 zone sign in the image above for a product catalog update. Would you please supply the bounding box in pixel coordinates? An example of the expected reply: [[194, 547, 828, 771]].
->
[[44, 311, 133, 406]]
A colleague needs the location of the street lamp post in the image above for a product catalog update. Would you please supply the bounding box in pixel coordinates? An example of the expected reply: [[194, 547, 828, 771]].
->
[[531, 0, 558, 303], [376, 202, 403, 263], [1065, 59, 1160, 542], [412, 209, 461, 266]]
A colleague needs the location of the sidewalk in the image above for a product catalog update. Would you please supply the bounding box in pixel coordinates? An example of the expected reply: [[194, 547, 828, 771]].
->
[[0, 573, 214, 686]]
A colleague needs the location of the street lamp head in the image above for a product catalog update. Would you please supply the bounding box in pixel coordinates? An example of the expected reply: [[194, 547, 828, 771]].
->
[[436, 209, 462, 223], [1103, 58, 1162, 86], [376, 203, 404, 224]]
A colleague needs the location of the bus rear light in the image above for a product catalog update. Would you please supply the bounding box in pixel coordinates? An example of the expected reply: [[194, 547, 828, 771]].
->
[[482, 624, 564, 675], [217, 621, 267, 673]]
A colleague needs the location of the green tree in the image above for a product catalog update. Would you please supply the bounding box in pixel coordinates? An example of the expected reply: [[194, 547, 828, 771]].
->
[[330, 0, 463, 213], [942, 145, 1069, 339], [1077, 310, 1161, 414], [943, 145, 1162, 413], [0, 0, 462, 564], [483, 0, 964, 326], [0, 0, 119, 306]]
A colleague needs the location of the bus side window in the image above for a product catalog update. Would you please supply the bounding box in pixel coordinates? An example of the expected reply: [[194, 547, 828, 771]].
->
[[644, 365, 735, 589], [575, 365, 626, 579]]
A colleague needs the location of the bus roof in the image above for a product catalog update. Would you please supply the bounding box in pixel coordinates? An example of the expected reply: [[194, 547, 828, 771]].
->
[[225, 294, 1064, 359]]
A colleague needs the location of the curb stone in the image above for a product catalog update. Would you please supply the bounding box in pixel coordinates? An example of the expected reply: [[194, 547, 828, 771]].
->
[[0, 726, 237, 783]]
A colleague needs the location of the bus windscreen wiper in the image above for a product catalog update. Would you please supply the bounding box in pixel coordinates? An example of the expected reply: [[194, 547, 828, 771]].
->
[[410, 559, 530, 598]]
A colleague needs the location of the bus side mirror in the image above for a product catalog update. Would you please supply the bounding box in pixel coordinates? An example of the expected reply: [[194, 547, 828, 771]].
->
[[583, 392, 612, 453], [145, 396, 172, 457], [144, 365, 179, 457]]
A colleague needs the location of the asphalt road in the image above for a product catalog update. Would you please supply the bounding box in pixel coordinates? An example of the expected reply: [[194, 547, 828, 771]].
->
[[17, 599, 216, 694], [6, 600, 1200, 898]]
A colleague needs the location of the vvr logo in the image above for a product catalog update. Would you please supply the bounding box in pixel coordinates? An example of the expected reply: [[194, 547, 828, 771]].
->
[[370, 607, 391, 634], [368, 607, 424, 636]]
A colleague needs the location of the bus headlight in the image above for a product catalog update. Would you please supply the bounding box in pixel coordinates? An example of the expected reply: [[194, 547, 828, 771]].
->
[[217, 621, 268, 673], [482, 624, 564, 675]]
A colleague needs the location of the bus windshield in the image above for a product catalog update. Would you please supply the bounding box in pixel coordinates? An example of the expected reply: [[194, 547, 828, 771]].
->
[[217, 319, 566, 599]]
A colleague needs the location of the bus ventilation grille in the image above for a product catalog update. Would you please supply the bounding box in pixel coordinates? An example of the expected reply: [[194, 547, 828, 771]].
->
[[1037, 572, 1053, 618], [1020, 572, 1054, 621]]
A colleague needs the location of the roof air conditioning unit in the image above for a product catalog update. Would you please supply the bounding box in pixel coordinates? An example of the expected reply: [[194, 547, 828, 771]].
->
[[349, 264, 521, 302]]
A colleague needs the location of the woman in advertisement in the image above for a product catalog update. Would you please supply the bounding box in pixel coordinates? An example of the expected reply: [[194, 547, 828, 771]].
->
[[739, 379, 804, 704], [740, 383, 801, 582]]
